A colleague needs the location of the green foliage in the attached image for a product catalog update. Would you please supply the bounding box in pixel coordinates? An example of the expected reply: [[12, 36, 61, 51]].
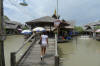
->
[[3, 16, 10, 33], [74, 26, 83, 32], [4, 16, 10, 20], [95, 26, 100, 29], [22, 26, 28, 30]]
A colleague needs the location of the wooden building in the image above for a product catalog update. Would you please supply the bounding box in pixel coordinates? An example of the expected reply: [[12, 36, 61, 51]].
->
[[4, 20, 22, 34], [26, 16, 70, 30], [84, 21, 100, 36], [59, 20, 75, 39], [26, 16, 74, 38]]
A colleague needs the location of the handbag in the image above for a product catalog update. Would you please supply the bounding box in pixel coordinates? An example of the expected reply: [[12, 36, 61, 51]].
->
[[39, 39, 41, 45]]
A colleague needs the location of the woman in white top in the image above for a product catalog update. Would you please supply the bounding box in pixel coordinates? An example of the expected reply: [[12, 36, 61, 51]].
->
[[40, 32, 48, 60]]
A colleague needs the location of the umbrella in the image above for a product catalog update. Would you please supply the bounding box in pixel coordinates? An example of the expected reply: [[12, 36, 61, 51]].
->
[[18, 29, 22, 31], [95, 29, 100, 33], [33, 27, 45, 32], [21, 30, 32, 34]]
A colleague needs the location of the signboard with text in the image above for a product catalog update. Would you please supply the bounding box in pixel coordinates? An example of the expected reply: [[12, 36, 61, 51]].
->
[[54, 19, 61, 28]]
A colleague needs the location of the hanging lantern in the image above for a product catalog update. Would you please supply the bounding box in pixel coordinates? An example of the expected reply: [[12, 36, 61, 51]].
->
[[20, 0, 28, 6]]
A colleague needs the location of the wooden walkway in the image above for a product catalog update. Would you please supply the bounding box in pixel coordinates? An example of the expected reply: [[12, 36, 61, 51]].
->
[[18, 38, 55, 66]]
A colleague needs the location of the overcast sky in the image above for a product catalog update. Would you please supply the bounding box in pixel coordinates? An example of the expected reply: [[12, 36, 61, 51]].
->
[[4, 0, 100, 26]]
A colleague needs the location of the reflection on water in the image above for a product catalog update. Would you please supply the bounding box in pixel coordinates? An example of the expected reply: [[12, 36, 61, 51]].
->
[[58, 36, 100, 66], [4, 35, 25, 66]]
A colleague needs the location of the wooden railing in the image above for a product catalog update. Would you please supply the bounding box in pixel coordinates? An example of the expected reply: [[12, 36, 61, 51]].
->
[[10, 33, 38, 66], [10, 33, 59, 66]]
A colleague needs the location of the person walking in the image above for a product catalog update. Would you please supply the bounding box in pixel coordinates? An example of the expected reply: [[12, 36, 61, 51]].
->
[[40, 32, 48, 60]]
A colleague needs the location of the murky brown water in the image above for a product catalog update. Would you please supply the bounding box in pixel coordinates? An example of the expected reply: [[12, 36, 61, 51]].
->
[[4, 35, 100, 66], [58, 36, 100, 66], [4, 35, 31, 66]]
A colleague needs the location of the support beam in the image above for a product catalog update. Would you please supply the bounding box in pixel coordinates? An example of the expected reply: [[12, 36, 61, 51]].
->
[[0, 0, 5, 66]]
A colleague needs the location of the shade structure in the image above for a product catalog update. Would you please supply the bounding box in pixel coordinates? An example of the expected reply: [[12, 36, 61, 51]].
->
[[95, 29, 100, 33], [64, 26, 74, 29], [26, 16, 70, 28], [26, 16, 56, 27], [85, 21, 100, 26], [33, 27, 45, 32], [21, 30, 32, 34]]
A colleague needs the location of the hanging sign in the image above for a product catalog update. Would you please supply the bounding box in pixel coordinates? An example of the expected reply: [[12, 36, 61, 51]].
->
[[54, 19, 61, 28]]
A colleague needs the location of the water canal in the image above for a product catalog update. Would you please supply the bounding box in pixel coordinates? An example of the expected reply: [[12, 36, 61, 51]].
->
[[58, 36, 100, 66], [4, 35, 100, 66], [4, 35, 31, 66]]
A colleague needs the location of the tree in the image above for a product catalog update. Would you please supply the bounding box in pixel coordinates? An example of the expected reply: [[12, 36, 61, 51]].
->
[[95, 26, 100, 29], [74, 26, 83, 32], [4, 16, 10, 21]]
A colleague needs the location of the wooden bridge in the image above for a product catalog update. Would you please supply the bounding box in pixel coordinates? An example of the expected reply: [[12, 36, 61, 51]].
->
[[10, 34, 59, 66]]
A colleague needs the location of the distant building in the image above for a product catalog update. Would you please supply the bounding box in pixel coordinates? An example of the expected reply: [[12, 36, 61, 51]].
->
[[4, 20, 22, 34], [83, 21, 100, 36]]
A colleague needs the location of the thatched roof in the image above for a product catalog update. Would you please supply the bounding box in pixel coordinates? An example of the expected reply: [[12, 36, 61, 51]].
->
[[85, 21, 100, 26], [26, 16, 56, 24], [61, 20, 75, 29], [5, 24, 18, 29], [5, 20, 21, 25], [4, 20, 22, 29], [84, 21, 100, 32], [26, 16, 70, 28], [64, 26, 74, 29]]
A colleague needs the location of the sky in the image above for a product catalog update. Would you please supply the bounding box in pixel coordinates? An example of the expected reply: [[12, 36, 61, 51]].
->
[[4, 0, 100, 26]]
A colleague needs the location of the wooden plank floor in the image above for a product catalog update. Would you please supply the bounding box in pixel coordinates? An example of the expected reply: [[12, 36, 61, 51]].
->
[[18, 38, 55, 66]]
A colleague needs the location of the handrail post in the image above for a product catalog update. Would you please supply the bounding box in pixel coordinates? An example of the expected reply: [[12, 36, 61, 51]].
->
[[55, 34, 58, 56], [11, 52, 16, 66], [55, 34, 59, 66]]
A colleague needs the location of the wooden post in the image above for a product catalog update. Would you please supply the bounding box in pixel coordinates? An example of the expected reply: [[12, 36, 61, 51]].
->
[[93, 26, 96, 39], [55, 56, 59, 66], [0, 0, 5, 66], [55, 34, 59, 66], [11, 52, 16, 66], [54, 20, 60, 66]]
